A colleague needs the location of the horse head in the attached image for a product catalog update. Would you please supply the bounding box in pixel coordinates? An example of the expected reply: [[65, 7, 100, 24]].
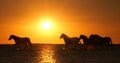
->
[[8, 35, 15, 40], [60, 33, 64, 39], [79, 34, 89, 43], [79, 35, 87, 39]]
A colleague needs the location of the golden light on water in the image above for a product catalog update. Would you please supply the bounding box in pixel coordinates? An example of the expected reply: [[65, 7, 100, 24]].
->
[[39, 45, 56, 63]]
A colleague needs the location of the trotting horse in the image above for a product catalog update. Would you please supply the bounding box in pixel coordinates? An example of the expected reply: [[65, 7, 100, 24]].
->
[[8, 35, 32, 50], [60, 33, 80, 49], [89, 34, 112, 50]]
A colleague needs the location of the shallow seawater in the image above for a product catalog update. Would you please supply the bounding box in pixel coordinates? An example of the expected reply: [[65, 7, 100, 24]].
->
[[0, 44, 120, 63]]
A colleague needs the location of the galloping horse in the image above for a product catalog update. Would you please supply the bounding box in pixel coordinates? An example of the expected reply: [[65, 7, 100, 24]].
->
[[79, 35, 90, 49], [60, 33, 80, 49], [8, 35, 32, 50]]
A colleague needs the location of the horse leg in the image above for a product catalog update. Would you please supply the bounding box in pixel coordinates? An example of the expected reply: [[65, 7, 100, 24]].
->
[[26, 41, 32, 49], [93, 44, 97, 50], [24, 43, 28, 50], [72, 44, 75, 50], [106, 43, 111, 50], [65, 44, 70, 50], [15, 44, 19, 50], [17, 44, 21, 50], [76, 44, 79, 49], [29, 42, 32, 48], [85, 45, 88, 50], [83, 44, 88, 50], [64, 44, 67, 50], [28, 42, 32, 49]]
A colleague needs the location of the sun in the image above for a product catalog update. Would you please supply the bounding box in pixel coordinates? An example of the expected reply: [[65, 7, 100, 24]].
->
[[41, 19, 52, 30]]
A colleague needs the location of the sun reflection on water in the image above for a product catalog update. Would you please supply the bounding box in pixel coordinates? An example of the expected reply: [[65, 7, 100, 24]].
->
[[39, 45, 56, 63]]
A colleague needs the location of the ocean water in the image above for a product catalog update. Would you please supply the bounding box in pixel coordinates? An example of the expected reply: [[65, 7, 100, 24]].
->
[[0, 44, 120, 63]]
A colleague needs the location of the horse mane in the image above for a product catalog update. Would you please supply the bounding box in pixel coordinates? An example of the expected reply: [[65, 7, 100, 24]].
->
[[80, 35, 87, 38], [61, 33, 69, 38], [11, 35, 20, 38], [79, 34, 89, 44], [80, 35, 89, 40]]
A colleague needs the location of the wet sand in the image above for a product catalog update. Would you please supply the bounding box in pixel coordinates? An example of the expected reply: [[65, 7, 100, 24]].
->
[[0, 44, 120, 63]]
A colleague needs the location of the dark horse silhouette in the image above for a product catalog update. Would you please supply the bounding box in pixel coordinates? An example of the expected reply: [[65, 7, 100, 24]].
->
[[103, 37, 112, 49], [79, 35, 91, 49], [8, 35, 32, 50], [60, 33, 80, 49], [89, 34, 112, 50]]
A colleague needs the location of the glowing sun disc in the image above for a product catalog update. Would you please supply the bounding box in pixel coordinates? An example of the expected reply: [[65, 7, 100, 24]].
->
[[41, 20, 51, 30]]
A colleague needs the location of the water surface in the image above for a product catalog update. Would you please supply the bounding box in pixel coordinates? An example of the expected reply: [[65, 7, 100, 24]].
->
[[0, 44, 120, 63]]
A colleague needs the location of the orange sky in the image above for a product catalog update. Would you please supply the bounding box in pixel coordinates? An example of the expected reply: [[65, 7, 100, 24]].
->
[[0, 0, 120, 44]]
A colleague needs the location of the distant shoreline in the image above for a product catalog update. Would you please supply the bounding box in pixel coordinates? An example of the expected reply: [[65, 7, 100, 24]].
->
[[0, 43, 65, 45], [0, 44, 120, 51], [0, 43, 120, 45]]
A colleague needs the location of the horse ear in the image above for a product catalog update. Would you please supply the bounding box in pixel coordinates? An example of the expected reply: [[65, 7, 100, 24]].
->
[[10, 34, 15, 37], [61, 33, 64, 35], [10, 35, 13, 36]]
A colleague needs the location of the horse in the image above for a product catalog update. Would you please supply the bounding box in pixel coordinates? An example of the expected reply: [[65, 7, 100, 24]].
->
[[8, 35, 32, 50], [79, 35, 91, 49], [89, 34, 112, 50], [89, 34, 105, 49], [60, 33, 80, 49], [103, 37, 112, 49]]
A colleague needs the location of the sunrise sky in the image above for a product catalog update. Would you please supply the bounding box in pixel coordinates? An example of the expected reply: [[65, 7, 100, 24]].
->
[[0, 0, 120, 44]]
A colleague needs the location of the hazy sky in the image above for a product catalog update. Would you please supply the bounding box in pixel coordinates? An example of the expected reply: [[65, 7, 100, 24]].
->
[[0, 0, 120, 44]]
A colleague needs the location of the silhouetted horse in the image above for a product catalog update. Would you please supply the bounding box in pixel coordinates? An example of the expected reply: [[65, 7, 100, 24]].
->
[[79, 35, 91, 49], [103, 37, 112, 49], [89, 34, 112, 50], [60, 33, 80, 49], [8, 35, 32, 50]]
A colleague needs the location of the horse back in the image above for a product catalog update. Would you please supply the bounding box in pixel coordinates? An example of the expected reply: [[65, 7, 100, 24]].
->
[[22, 37, 31, 42], [15, 37, 31, 44], [103, 37, 112, 44]]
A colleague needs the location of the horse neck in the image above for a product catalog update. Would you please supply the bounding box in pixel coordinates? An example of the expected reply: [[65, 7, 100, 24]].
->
[[81, 36, 89, 42], [62, 35, 70, 44], [12, 36, 19, 40], [63, 35, 69, 39]]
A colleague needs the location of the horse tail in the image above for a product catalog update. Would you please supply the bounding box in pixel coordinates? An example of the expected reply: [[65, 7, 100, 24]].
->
[[110, 38, 112, 45], [106, 37, 112, 49], [110, 39, 112, 48], [107, 37, 112, 47], [27, 38, 32, 48]]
